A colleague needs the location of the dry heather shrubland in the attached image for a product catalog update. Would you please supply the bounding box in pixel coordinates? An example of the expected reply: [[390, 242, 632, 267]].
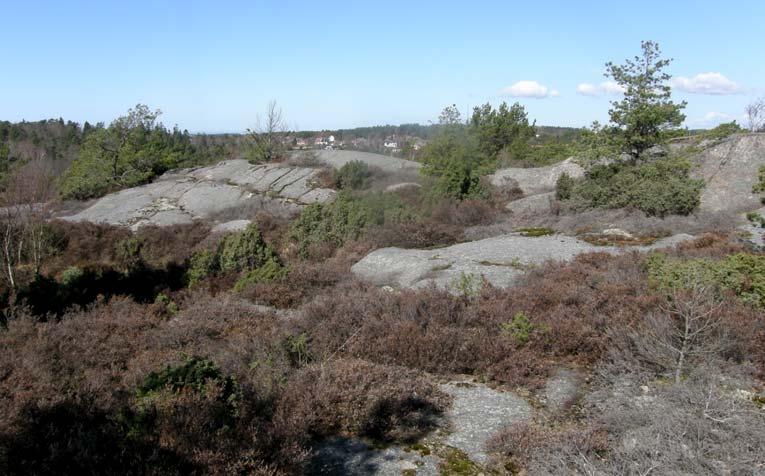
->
[[1, 220, 763, 474], [0, 294, 448, 474]]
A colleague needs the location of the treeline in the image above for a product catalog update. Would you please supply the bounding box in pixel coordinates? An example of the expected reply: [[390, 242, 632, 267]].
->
[[292, 123, 583, 144], [0, 107, 227, 199], [60, 105, 223, 199], [0, 119, 88, 177]]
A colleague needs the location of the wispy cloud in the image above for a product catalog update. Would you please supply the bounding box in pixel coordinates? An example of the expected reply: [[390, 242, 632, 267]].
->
[[501, 80, 558, 98], [671, 73, 741, 95], [703, 111, 731, 121]]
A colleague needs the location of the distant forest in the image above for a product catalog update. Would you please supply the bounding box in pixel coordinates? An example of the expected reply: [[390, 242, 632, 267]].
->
[[0, 118, 583, 176]]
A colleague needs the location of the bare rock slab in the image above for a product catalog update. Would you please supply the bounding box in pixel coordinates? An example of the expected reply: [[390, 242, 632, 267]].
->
[[541, 368, 584, 414], [310, 150, 421, 174], [693, 134, 765, 214], [310, 437, 440, 476], [441, 381, 533, 466], [505, 192, 556, 216], [60, 160, 335, 229], [351, 232, 694, 291], [488, 158, 584, 196]]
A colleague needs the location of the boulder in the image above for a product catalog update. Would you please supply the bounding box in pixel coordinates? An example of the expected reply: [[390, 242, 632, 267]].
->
[[488, 158, 584, 196], [506, 192, 556, 216]]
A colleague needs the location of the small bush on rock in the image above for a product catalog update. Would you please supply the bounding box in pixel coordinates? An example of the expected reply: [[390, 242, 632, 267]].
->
[[566, 157, 703, 216], [290, 193, 414, 258], [333, 160, 371, 190], [218, 223, 278, 273], [555, 172, 574, 200]]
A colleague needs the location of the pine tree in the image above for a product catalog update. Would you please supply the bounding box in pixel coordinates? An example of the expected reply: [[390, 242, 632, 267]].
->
[[606, 41, 686, 158]]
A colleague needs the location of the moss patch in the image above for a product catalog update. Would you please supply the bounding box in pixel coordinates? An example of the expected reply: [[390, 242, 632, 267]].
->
[[439, 447, 483, 475], [514, 227, 555, 237], [580, 234, 658, 247]]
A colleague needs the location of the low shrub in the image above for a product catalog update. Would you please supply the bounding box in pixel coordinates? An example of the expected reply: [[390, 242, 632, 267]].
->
[[368, 220, 461, 249], [704, 121, 743, 140], [290, 192, 414, 258], [218, 223, 279, 273], [555, 172, 574, 200], [646, 252, 765, 308], [186, 249, 217, 286], [235, 244, 365, 308], [137, 356, 239, 407], [753, 165, 765, 202], [566, 157, 704, 216], [233, 258, 287, 292], [276, 359, 450, 444], [501, 311, 535, 346], [333, 160, 371, 190], [746, 212, 765, 228], [487, 422, 609, 473], [429, 198, 498, 227]]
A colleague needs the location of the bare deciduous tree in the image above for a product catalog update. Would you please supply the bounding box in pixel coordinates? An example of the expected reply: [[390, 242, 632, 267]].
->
[[246, 100, 287, 163], [745, 98, 765, 132], [0, 160, 57, 288]]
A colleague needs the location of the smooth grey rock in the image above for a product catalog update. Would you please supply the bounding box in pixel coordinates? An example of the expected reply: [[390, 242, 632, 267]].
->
[[602, 228, 635, 239], [309, 381, 534, 474], [740, 206, 765, 249], [385, 182, 422, 193], [310, 437, 439, 476], [506, 192, 556, 215], [307, 150, 421, 173], [489, 158, 584, 196], [61, 160, 335, 228], [542, 368, 583, 413], [177, 182, 250, 218], [693, 134, 765, 214], [351, 233, 695, 291], [441, 381, 533, 465], [643, 144, 668, 159], [211, 219, 252, 233]]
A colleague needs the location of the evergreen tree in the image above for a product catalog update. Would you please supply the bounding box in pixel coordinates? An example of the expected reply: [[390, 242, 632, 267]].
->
[[605, 41, 686, 158]]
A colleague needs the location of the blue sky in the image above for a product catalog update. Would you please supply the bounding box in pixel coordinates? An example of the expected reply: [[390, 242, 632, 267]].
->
[[1, 0, 763, 132]]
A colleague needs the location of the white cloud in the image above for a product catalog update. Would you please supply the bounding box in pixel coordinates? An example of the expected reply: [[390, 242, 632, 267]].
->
[[703, 111, 731, 121], [601, 81, 626, 95], [671, 72, 741, 95], [576, 83, 599, 96], [576, 81, 625, 97], [690, 111, 745, 128], [501, 80, 557, 98]]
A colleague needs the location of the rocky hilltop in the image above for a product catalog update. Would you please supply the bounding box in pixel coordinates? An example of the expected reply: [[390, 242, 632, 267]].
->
[[61, 160, 335, 229]]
